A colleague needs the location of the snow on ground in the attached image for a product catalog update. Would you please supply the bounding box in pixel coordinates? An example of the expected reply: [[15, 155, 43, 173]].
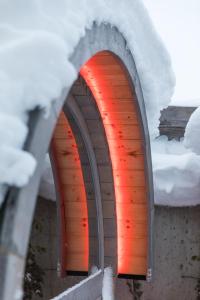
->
[[0, 0, 174, 205]]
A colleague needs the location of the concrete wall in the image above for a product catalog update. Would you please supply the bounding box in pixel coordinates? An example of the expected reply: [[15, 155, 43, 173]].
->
[[116, 206, 200, 300], [29, 198, 85, 300], [29, 198, 200, 300]]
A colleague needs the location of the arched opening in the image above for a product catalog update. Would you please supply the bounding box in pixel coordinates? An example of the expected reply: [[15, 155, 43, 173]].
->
[[51, 111, 89, 274], [80, 51, 148, 276], [0, 24, 153, 300], [50, 75, 118, 276], [49, 50, 150, 279]]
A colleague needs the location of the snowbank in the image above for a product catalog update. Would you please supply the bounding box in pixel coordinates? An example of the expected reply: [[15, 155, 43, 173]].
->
[[184, 106, 200, 155], [152, 136, 200, 206], [0, 0, 174, 203]]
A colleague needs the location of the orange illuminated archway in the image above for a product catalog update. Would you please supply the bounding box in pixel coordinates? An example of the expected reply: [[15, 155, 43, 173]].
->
[[80, 51, 148, 276], [51, 112, 89, 274], [51, 51, 149, 277]]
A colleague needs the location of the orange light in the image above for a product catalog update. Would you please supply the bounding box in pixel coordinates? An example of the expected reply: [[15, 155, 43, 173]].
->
[[52, 112, 88, 273], [80, 51, 148, 275]]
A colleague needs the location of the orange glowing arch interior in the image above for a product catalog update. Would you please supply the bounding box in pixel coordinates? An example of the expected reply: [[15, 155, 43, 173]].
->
[[51, 112, 88, 273], [52, 51, 148, 276], [80, 51, 148, 276]]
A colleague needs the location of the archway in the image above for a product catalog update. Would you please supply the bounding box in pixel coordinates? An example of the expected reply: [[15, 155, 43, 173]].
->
[[0, 24, 154, 300]]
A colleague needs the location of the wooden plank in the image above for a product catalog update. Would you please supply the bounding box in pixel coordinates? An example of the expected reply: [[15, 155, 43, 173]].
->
[[62, 165, 89, 183], [104, 238, 118, 256], [81, 105, 102, 120], [104, 124, 142, 140], [90, 84, 127, 102], [117, 203, 147, 221], [52, 137, 83, 149], [53, 142, 79, 152], [111, 154, 145, 170], [65, 218, 88, 237], [86, 73, 128, 84], [88, 54, 117, 65], [90, 133, 109, 149], [62, 185, 88, 202], [55, 156, 81, 169], [118, 238, 147, 256], [93, 148, 111, 165], [118, 221, 147, 239], [115, 186, 147, 204], [118, 256, 147, 275], [56, 111, 67, 125], [89, 78, 129, 87], [85, 64, 123, 74], [88, 85, 133, 99], [114, 170, 146, 187], [102, 111, 139, 125], [86, 120, 142, 140], [53, 124, 74, 139], [102, 201, 116, 219], [54, 148, 81, 168], [98, 166, 113, 183], [66, 254, 88, 271], [86, 120, 104, 134], [65, 236, 88, 254], [99, 183, 115, 201], [59, 169, 85, 185], [64, 202, 88, 219], [118, 217, 148, 239], [109, 139, 144, 152], [75, 94, 96, 107], [88, 77, 129, 87]]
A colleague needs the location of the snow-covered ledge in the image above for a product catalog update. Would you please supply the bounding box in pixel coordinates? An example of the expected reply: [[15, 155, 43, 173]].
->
[[153, 106, 200, 206]]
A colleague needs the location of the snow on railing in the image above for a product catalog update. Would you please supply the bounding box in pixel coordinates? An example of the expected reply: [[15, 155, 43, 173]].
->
[[51, 267, 114, 300]]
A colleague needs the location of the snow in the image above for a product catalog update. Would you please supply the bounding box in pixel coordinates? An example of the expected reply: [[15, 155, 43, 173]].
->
[[0, 114, 36, 203], [0, 0, 174, 201], [184, 107, 200, 155], [14, 289, 23, 300], [152, 136, 200, 206], [102, 267, 114, 300], [38, 155, 56, 201]]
